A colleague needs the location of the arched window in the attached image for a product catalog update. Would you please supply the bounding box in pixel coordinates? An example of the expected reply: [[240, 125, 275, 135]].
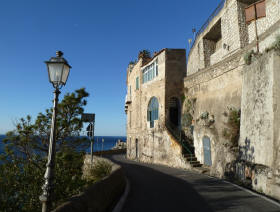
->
[[147, 97, 159, 128]]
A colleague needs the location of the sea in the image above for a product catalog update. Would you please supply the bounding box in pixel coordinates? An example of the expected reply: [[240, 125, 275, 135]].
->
[[0, 135, 126, 154]]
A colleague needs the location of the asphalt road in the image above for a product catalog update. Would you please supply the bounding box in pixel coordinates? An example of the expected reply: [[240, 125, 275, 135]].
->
[[109, 154, 280, 212]]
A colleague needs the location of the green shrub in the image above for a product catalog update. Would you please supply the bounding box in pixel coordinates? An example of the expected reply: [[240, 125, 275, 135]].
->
[[181, 94, 186, 104], [200, 111, 209, 120], [181, 112, 193, 128], [244, 50, 254, 65], [88, 160, 112, 182], [222, 108, 241, 147], [266, 35, 280, 52]]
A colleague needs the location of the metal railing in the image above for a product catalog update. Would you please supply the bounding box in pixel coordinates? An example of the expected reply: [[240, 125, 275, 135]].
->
[[190, 0, 226, 51], [165, 121, 193, 161]]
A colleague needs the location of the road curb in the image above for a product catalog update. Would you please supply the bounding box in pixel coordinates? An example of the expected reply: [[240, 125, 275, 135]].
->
[[204, 174, 280, 208], [112, 177, 130, 212]]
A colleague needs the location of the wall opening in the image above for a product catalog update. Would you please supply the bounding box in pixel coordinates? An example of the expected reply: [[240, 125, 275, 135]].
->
[[203, 19, 222, 67], [135, 138, 139, 159], [168, 97, 180, 127]]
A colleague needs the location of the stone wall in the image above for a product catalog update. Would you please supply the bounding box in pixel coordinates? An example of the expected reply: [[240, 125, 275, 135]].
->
[[135, 128, 191, 169], [221, 0, 242, 54], [237, 1, 249, 48], [187, 0, 280, 77], [203, 39, 216, 67], [52, 156, 126, 212], [184, 52, 243, 178], [184, 8, 280, 199], [165, 49, 186, 122], [187, 40, 205, 76], [239, 50, 280, 199], [210, 47, 223, 65], [187, 0, 244, 75], [240, 53, 274, 167]]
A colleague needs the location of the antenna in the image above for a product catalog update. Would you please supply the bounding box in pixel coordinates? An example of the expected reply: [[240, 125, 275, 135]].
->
[[192, 28, 196, 40], [188, 38, 193, 53]]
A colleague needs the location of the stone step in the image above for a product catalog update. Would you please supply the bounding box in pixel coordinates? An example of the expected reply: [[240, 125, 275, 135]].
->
[[183, 154, 195, 158], [192, 163, 203, 167], [185, 156, 197, 161], [190, 161, 200, 165]]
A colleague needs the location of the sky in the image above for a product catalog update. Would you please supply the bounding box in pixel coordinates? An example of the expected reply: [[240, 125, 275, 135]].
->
[[0, 0, 221, 136]]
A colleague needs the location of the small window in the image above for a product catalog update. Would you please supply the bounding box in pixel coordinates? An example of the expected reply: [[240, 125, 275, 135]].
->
[[155, 59, 158, 76], [136, 77, 139, 90]]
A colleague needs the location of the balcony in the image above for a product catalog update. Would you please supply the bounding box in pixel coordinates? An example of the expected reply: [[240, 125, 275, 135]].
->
[[125, 95, 132, 104]]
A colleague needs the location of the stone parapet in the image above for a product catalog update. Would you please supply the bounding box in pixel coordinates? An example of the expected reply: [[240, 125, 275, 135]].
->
[[52, 156, 126, 212]]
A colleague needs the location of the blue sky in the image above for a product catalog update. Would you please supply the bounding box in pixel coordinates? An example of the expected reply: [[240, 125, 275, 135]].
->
[[0, 0, 220, 136]]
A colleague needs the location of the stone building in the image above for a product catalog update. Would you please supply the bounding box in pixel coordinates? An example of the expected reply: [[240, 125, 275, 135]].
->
[[125, 0, 280, 200], [184, 0, 280, 199], [125, 49, 194, 169]]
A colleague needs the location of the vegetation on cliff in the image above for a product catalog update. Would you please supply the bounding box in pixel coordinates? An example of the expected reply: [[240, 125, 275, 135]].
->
[[0, 88, 91, 211]]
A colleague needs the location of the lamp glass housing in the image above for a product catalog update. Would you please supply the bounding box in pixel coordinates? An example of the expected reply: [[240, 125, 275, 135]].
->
[[46, 54, 71, 88]]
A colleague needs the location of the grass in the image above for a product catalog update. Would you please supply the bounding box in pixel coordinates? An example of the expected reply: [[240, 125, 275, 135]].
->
[[87, 159, 112, 182]]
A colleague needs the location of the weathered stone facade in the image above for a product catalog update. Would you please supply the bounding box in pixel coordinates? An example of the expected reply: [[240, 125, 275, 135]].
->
[[125, 49, 190, 169], [240, 50, 280, 199], [185, 0, 280, 199], [125, 0, 280, 200], [184, 52, 243, 178]]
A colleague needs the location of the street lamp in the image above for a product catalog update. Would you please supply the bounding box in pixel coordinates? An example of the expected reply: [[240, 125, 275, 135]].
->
[[40, 51, 71, 212]]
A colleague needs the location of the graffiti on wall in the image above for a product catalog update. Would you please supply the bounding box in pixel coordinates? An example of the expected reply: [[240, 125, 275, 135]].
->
[[238, 137, 255, 162]]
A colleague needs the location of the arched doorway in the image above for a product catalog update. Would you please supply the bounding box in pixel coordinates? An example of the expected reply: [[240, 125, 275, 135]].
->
[[203, 136, 212, 166], [168, 97, 180, 127]]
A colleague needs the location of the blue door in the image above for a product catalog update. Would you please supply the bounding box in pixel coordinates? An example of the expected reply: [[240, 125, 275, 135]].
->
[[203, 136, 212, 166]]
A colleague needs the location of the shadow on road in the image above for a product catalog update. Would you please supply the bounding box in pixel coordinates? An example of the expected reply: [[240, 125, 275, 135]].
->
[[107, 154, 280, 212], [109, 154, 213, 212]]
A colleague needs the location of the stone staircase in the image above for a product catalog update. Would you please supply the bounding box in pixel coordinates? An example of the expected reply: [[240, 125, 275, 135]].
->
[[165, 121, 208, 172], [183, 153, 210, 174], [183, 153, 203, 168]]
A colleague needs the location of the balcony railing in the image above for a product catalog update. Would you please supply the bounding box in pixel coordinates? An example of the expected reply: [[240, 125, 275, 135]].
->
[[125, 95, 132, 104]]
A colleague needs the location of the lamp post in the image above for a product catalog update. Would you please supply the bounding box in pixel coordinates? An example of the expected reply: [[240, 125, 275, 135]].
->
[[39, 51, 71, 212]]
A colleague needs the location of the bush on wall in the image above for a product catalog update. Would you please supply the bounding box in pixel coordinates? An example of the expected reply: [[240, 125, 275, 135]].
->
[[222, 107, 241, 147]]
